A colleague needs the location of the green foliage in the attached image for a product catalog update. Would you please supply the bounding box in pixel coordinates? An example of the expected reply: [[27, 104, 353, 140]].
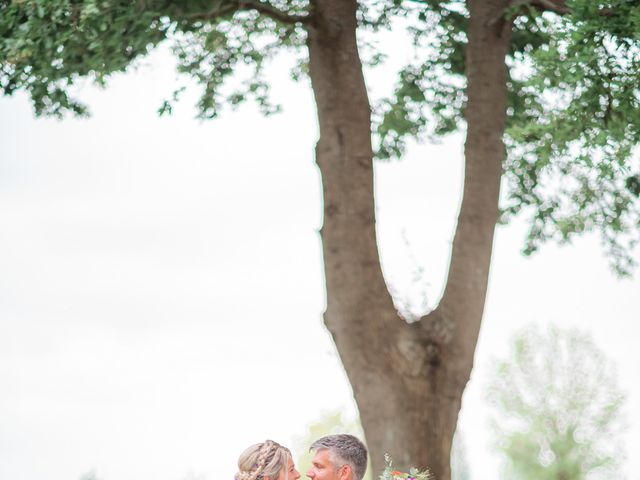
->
[[486, 325, 626, 480], [503, 2, 640, 276], [166, 10, 305, 119], [376, 0, 640, 275], [375, 2, 467, 159], [0, 0, 168, 116], [3, 0, 639, 273], [0, 0, 308, 118]]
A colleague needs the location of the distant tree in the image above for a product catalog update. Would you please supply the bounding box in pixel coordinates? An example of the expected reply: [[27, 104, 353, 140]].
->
[[486, 325, 626, 480]]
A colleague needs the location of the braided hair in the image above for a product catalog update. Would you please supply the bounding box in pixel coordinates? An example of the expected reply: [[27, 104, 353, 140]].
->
[[235, 440, 291, 480]]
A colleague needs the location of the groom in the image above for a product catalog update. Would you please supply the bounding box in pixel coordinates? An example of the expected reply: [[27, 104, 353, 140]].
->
[[307, 434, 368, 480]]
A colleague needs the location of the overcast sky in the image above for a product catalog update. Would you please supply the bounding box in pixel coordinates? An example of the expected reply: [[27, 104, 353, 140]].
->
[[1, 31, 639, 480]]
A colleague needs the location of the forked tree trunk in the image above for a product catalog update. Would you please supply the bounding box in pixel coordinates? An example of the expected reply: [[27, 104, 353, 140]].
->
[[307, 1, 512, 479]]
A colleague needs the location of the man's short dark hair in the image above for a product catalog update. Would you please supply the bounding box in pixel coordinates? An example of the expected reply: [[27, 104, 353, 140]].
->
[[310, 434, 368, 480]]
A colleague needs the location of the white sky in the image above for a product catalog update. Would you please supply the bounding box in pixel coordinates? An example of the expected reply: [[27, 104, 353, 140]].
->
[[1, 28, 639, 480]]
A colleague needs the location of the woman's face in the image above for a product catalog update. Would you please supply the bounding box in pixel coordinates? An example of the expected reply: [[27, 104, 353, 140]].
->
[[277, 456, 301, 480]]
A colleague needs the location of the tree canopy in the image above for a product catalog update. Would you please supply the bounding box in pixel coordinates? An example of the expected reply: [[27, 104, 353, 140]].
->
[[377, 0, 640, 274], [0, 1, 309, 117], [2, 1, 639, 271], [3, 0, 639, 276]]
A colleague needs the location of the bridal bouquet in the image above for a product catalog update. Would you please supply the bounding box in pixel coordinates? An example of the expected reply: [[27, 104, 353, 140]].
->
[[379, 454, 433, 480]]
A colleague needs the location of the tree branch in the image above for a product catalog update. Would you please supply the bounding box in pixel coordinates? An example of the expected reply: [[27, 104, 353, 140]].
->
[[418, 1, 512, 356], [187, 0, 312, 24], [508, 0, 616, 17], [187, 4, 236, 21], [527, 0, 571, 14], [240, 0, 312, 24]]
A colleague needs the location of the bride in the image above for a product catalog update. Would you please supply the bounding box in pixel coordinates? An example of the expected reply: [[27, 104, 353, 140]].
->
[[235, 440, 301, 480]]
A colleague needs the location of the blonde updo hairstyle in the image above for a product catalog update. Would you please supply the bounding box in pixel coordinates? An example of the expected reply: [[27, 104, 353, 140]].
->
[[235, 440, 291, 480]]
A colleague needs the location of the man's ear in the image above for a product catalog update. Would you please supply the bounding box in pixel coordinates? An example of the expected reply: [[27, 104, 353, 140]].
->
[[338, 465, 352, 480]]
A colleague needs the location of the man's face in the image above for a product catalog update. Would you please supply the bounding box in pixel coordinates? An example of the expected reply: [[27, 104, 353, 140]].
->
[[307, 450, 350, 480]]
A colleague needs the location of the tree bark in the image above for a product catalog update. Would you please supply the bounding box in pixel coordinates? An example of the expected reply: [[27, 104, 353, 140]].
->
[[306, 0, 403, 402], [306, 1, 512, 479]]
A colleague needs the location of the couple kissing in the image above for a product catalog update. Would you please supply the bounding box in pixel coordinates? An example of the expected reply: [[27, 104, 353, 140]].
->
[[235, 435, 367, 480]]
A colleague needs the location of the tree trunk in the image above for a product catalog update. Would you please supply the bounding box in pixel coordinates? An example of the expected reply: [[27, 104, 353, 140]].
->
[[306, 1, 512, 479]]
